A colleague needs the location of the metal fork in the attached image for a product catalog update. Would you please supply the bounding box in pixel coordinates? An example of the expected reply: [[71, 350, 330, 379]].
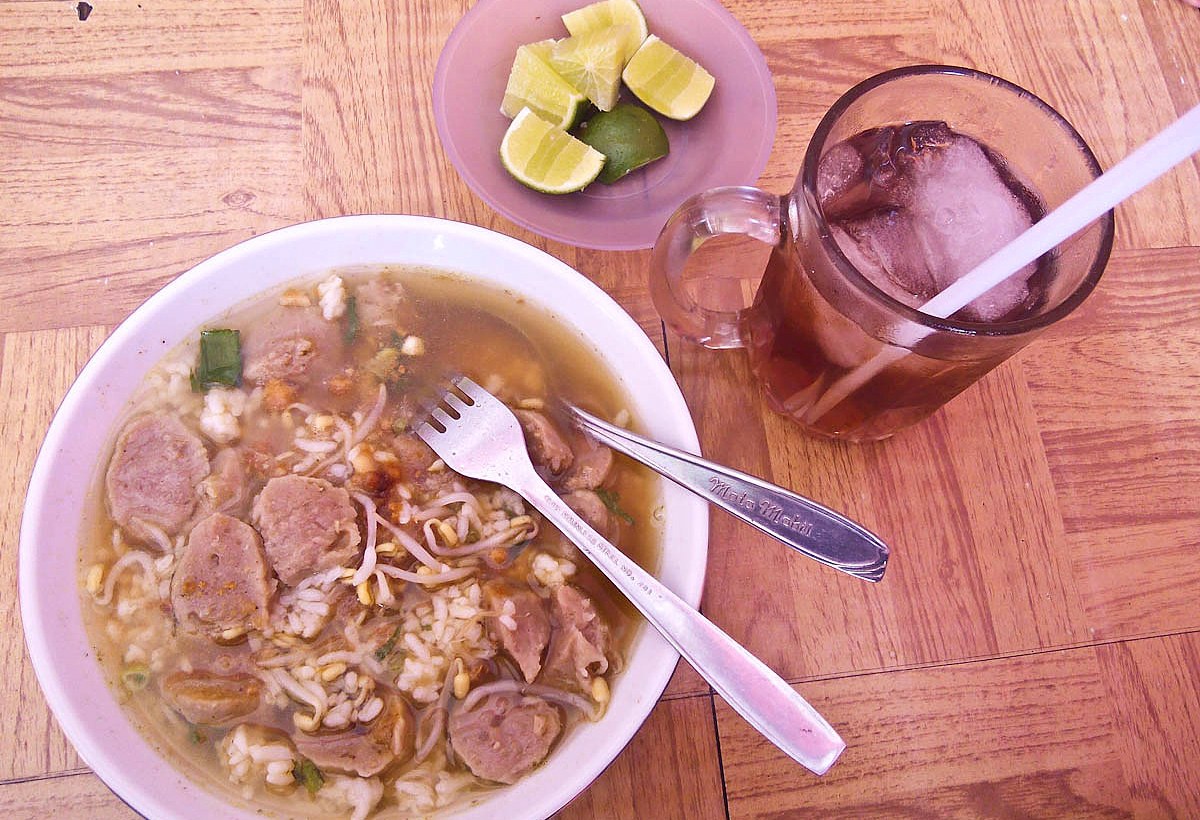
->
[[415, 376, 846, 776]]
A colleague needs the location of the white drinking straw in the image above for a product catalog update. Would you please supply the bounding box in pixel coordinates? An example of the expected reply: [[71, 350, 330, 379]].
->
[[802, 102, 1200, 426]]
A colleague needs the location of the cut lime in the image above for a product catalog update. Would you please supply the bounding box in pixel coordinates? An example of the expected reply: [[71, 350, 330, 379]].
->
[[525, 38, 557, 64], [622, 34, 715, 121], [549, 27, 629, 112], [500, 107, 606, 194], [500, 42, 588, 129], [576, 103, 669, 184], [562, 0, 648, 65]]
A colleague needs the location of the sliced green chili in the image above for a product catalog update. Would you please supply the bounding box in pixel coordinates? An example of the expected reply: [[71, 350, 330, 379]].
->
[[374, 624, 404, 661], [343, 295, 359, 344], [190, 328, 242, 391], [292, 757, 324, 795], [595, 488, 635, 526]]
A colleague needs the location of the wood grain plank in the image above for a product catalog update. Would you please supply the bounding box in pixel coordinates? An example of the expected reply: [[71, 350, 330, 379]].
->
[[0, 66, 302, 332], [1140, 0, 1200, 121], [1068, 519, 1200, 641], [557, 694, 726, 820], [0, 0, 302, 80], [1025, 249, 1200, 537], [301, 0, 469, 219], [0, 772, 134, 820], [718, 646, 1136, 818], [0, 327, 109, 779], [1097, 632, 1200, 818]]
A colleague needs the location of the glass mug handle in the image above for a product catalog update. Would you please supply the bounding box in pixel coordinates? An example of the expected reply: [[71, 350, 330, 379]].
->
[[649, 186, 782, 349]]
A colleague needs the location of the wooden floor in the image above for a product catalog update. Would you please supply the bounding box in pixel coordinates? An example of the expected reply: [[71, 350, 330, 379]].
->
[[2, 0, 1199, 817]]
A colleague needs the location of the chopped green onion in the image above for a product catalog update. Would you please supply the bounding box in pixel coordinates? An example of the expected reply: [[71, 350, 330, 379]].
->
[[187, 725, 207, 745], [595, 488, 634, 526], [343, 295, 359, 344], [374, 624, 404, 661], [190, 328, 242, 391], [121, 663, 150, 692], [292, 757, 324, 795]]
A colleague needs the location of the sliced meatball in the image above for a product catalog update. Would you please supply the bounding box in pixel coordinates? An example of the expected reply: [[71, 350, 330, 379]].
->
[[252, 475, 362, 586], [105, 414, 210, 542], [242, 306, 343, 385], [558, 440, 614, 492], [172, 513, 272, 637], [388, 432, 440, 476], [540, 585, 612, 693], [354, 277, 414, 337], [449, 693, 562, 784], [561, 489, 616, 541], [196, 448, 251, 518], [162, 672, 261, 726], [514, 409, 573, 475], [294, 694, 413, 777], [484, 582, 550, 683]]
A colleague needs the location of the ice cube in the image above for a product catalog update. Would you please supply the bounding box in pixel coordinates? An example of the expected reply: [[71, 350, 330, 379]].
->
[[822, 123, 1040, 322]]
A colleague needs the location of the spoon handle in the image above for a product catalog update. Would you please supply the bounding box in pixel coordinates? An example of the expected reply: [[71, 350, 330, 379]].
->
[[515, 471, 846, 776], [568, 405, 890, 582]]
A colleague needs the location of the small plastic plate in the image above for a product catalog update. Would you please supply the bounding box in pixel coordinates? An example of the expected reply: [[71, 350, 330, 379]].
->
[[433, 0, 777, 251]]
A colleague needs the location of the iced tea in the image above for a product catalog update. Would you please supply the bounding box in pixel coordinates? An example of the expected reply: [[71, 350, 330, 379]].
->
[[649, 66, 1113, 442], [745, 121, 1053, 439]]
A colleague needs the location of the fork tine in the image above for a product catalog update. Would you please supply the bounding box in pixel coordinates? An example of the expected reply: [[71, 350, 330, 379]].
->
[[413, 420, 439, 439], [442, 391, 469, 415], [452, 375, 485, 400], [429, 407, 455, 429]]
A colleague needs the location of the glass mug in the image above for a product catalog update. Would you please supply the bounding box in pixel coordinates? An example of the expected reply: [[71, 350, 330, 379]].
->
[[650, 65, 1115, 442]]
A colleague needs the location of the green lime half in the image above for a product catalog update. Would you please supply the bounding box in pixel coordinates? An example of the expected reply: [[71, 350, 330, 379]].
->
[[575, 103, 669, 184]]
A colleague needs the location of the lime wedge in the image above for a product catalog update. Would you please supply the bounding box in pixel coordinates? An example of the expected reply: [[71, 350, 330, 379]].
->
[[549, 27, 629, 112], [500, 107, 606, 194], [577, 103, 669, 184], [525, 38, 557, 64], [621, 34, 715, 121], [500, 42, 588, 129], [562, 0, 648, 65]]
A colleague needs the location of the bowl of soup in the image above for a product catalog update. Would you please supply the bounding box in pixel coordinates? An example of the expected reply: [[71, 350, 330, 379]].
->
[[19, 215, 708, 819]]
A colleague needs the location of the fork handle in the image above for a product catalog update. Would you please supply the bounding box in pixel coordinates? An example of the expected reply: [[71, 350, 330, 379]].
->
[[569, 406, 889, 582], [514, 474, 846, 775]]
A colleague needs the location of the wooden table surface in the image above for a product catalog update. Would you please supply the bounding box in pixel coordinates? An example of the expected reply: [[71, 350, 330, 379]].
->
[[3, 0, 1199, 817]]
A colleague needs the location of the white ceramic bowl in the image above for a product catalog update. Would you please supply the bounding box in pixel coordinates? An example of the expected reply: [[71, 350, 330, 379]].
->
[[19, 215, 708, 819]]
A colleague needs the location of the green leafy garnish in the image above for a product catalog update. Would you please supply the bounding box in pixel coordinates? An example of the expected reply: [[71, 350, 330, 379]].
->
[[595, 488, 634, 526], [190, 328, 242, 391], [187, 725, 207, 745], [374, 624, 404, 661], [121, 663, 150, 692], [292, 757, 324, 796], [343, 295, 359, 344]]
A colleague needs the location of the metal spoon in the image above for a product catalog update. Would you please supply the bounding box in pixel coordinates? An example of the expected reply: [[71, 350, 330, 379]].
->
[[567, 405, 890, 582]]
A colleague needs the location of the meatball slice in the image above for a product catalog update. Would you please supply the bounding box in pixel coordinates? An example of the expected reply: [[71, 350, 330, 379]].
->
[[162, 671, 261, 727], [483, 582, 550, 683], [449, 693, 562, 784], [105, 413, 210, 542], [293, 694, 413, 778], [172, 512, 272, 637], [251, 475, 361, 586], [241, 306, 343, 386], [514, 409, 573, 475]]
